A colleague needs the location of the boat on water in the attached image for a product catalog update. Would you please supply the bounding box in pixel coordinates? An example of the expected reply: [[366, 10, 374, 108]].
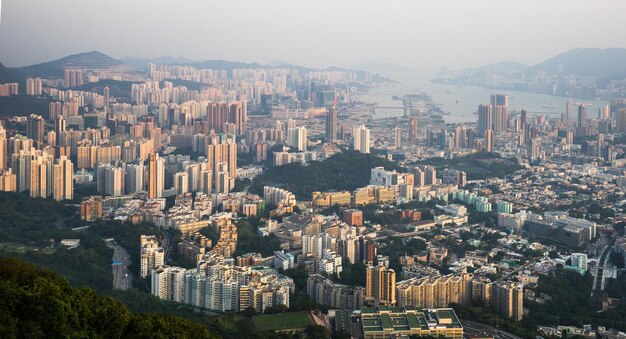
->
[[541, 103, 557, 109]]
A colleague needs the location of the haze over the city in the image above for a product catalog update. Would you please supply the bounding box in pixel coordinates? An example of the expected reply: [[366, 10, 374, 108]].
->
[[2, 0, 626, 72]]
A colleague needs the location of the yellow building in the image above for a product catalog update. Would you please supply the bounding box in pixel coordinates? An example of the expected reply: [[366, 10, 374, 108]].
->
[[311, 191, 351, 208], [396, 274, 473, 308], [374, 186, 395, 204], [353, 187, 374, 206], [366, 265, 396, 306]]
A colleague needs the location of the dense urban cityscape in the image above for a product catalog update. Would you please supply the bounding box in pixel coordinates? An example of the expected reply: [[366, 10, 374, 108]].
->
[[2, 1, 626, 339]]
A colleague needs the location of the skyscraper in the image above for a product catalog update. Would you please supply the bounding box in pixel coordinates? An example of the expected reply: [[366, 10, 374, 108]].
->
[[490, 94, 508, 132], [477, 104, 493, 133], [409, 116, 418, 143], [566, 99, 574, 122], [148, 153, 164, 199], [520, 109, 527, 127], [103, 86, 110, 107], [490, 94, 508, 107], [325, 106, 338, 142], [618, 108, 626, 133], [578, 104, 587, 127], [353, 125, 371, 154]]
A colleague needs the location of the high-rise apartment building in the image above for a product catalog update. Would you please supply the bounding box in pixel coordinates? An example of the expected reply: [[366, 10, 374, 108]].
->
[[64, 69, 83, 88], [148, 153, 164, 199], [0, 126, 6, 170], [125, 162, 145, 194], [325, 106, 338, 142], [287, 126, 308, 151], [492, 282, 524, 321], [206, 139, 237, 191], [396, 274, 472, 308], [141, 235, 165, 278], [97, 164, 125, 197], [52, 155, 73, 201], [366, 265, 396, 306], [174, 172, 189, 195], [484, 129, 494, 152], [477, 104, 493, 133], [394, 127, 401, 148], [25, 78, 43, 96], [151, 266, 186, 302], [27, 114, 45, 149], [353, 125, 371, 154]]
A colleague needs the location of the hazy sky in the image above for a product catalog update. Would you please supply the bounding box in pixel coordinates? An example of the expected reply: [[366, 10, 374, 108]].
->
[[1, 0, 626, 73]]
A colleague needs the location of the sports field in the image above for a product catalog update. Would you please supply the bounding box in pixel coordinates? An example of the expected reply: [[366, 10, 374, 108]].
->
[[253, 311, 312, 331]]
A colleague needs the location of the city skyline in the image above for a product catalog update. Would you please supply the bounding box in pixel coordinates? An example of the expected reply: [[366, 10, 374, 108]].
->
[[1, 1, 626, 338]]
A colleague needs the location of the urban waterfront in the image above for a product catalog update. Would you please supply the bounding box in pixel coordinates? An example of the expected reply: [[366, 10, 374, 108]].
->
[[358, 71, 611, 123]]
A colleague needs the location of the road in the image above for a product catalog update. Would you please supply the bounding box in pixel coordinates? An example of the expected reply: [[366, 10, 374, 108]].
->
[[105, 239, 132, 290], [461, 319, 522, 339], [591, 238, 615, 311], [161, 231, 172, 263]]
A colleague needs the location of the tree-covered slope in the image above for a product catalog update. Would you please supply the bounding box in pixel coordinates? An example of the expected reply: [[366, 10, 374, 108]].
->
[[250, 151, 403, 200], [0, 258, 218, 338]]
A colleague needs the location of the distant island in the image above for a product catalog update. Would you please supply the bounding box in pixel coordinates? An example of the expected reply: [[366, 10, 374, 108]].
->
[[433, 48, 626, 99]]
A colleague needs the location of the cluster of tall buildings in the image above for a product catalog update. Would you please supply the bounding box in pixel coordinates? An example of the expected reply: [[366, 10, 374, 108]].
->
[[140, 235, 165, 278], [307, 273, 364, 310], [151, 254, 293, 313], [25, 78, 43, 96], [64, 69, 84, 88], [0, 83, 19, 96], [364, 268, 524, 321], [5, 136, 74, 200]]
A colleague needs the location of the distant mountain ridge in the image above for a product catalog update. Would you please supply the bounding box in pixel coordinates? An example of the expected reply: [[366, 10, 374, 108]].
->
[[437, 48, 626, 82], [0, 62, 22, 83], [524, 47, 626, 79], [477, 60, 529, 75], [16, 51, 125, 78]]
